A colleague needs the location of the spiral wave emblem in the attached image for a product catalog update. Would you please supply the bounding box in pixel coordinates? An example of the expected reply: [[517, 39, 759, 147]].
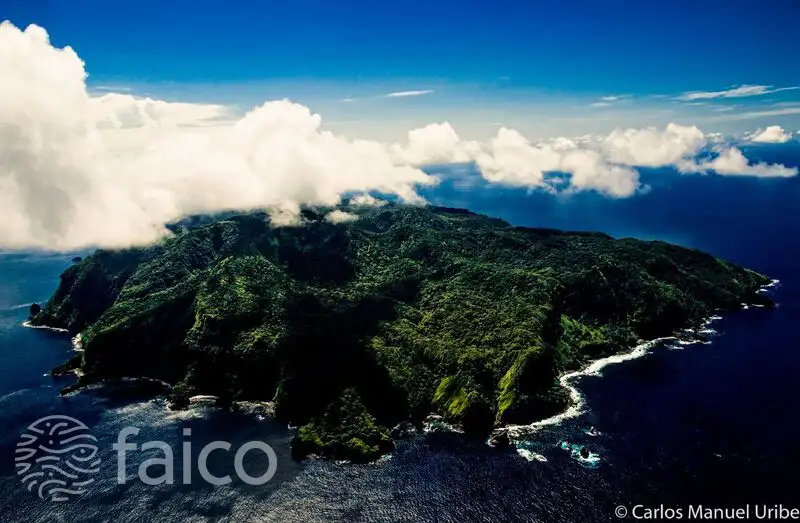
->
[[15, 415, 100, 502]]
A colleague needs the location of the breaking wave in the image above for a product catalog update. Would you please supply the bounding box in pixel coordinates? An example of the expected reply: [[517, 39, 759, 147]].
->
[[504, 278, 779, 440]]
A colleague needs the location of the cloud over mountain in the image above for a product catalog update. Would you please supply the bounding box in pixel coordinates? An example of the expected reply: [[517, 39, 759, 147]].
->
[[0, 22, 432, 249], [0, 21, 797, 250]]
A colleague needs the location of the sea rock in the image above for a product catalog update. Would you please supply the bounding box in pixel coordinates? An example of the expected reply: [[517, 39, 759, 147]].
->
[[29, 303, 41, 317], [390, 421, 418, 439], [490, 431, 510, 450]]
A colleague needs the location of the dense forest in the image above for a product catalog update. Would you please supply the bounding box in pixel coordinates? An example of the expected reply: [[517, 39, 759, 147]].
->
[[32, 203, 772, 461]]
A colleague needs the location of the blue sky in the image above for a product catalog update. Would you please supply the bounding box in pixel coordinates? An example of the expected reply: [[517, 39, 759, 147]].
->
[[1, 2, 799, 249], [3, 0, 800, 138]]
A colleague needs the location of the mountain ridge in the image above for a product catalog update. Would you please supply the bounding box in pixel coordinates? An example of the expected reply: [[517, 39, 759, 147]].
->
[[32, 203, 773, 461]]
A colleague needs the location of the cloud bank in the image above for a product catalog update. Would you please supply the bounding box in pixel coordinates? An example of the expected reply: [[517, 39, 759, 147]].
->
[[391, 121, 795, 197], [1, 21, 797, 250], [691, 148, 797, 178], [0, 22, 431, 249]]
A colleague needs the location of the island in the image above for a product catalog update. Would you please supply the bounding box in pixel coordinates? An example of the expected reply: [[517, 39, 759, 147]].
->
[[30, 204, 773, 461]]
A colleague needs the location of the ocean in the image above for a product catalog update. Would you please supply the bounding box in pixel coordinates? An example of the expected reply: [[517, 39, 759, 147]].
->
[[1, 144, 798, 522]]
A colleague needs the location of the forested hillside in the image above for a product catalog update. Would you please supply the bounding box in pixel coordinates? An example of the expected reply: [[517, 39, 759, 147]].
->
[[32, 204, 772, 461]]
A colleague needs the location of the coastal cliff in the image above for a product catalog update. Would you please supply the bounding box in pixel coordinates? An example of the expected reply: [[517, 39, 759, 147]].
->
[[31, 204, 772, 461]]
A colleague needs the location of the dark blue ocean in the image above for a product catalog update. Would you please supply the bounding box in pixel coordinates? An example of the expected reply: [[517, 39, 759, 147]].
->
[[1, 144, 798, 522]]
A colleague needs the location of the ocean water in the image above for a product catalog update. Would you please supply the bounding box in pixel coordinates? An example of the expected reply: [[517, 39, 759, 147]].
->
[[1, 147, 799, 522]]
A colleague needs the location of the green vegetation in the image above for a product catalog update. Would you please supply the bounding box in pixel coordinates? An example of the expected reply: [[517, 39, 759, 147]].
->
[[169, 381, 191, 410], [32, 204, 772, 460], [50, 354, 82, 377], [291, 388, 394, 462]]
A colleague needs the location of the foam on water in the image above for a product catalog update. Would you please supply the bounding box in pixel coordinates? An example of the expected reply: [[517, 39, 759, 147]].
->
[[504, 336, 674, 439], [516, 448, 548, 462], [21, 321, 67, 333], [107, 395, 215, 426], [423, 416, 463, 434], [513, 440, 548, 462], [575, 453, 602, 468], [505, 277, 779, 445], [6, 303, 34, 311], [373, 454, 393, 465], [504, 312, 737, 439]]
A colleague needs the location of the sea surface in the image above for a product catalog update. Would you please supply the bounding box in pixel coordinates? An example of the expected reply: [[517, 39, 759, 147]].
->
[[1, 145, 799, 522]]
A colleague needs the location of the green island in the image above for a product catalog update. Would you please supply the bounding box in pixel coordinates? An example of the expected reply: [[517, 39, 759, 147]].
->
[[31, 204, 772, 462]]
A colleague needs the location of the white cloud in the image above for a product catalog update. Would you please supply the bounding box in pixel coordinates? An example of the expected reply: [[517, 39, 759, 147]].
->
[[91, 85, 133, 92], [1, 21, 797, 250], [383, 90, 434, 98], [464, 128, 640, 197], [691, 148, 798, 177], [549, 136, 580, 150], [748, 125, 793, 144], [350, 194, 388, 207], [602, 123, 707, 167], [91, 93, 229, 129], [0, 21, 151, 250], [0, 22, 434, 249], [392, 122, 478, 165], [343, 90, 435, 102], [677, 84, 798, 101], [116, 100, 435, 227], [709, 106, 800, 122], [560, 149, 639, 197], [325, 210, 359, 223], [473, 128, 562, 188], [591, 95, 630, 107], [401, 121, 796, 195]]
